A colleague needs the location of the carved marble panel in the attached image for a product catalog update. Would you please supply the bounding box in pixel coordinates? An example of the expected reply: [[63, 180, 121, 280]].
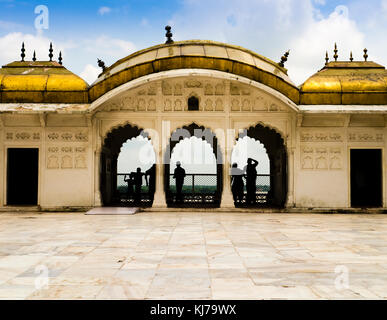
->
[[5, 131, 41, 142], [242, 99, 251, 112], [231, 99, 240, 111], [174, 84, 183, 96], [47, 155, 60, 169], [164, 99, 172, 111], [204, 84, 214, 95], [61, 155, 73, 169], [174, 99, 183, 111], [162, 81, 172, 95], [185, 80, 202, 88], [215, 99, 223, 111], [301, 146, 342, 170], [75, 155, 87, 169], [215, 83, 225, 95], [300, 132, 343, 142], [204, 99, 213, 111], [348, 132, 384, 142], [148, 99, 156, 111]]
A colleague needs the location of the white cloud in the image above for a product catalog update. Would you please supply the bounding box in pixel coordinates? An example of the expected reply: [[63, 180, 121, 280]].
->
[[169, 0, 369, 85], [83, 35, 136, 64], [98, 6, 111, 16], [288, 5, 365, 85], [80, 64, 101, 85]]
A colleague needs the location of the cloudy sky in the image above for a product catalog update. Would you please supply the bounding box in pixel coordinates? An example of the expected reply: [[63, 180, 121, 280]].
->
[[0, 0, 386, 85]]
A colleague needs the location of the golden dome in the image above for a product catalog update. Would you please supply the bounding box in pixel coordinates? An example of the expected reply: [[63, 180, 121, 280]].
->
[[89, 40, 299, 103], [0, 61, 89, 103], [300, 61, 387, 105]]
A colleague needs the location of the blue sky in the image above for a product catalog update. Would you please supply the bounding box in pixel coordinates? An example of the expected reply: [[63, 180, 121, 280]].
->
[[1, 0, 387, 85]]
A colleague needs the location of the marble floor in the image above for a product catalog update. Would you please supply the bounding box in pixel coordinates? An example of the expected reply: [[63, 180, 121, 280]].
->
[[0, 211, 386, 300]]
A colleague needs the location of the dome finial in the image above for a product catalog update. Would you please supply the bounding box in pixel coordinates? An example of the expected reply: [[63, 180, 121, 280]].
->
[[333, 43, 338, 62], [58, 51, 63, 65], [325, 51, 329, 65], [32, 50, 36, 62], [97, 58, 106, 72], [350, 51, 353, 62], [278, 50, 290, 67], [21, 42, 25, 62], [49, 42, 53, 62], [363, 48, 368, 62], [165, 25, 173, 44]]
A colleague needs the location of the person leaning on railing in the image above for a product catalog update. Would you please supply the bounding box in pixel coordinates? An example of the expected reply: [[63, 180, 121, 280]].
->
[[231, 163, 245, 204]]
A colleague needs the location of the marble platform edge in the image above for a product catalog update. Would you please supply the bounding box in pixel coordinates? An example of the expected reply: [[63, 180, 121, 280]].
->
[[85, 207, 139, 215], [143, 207, 387, 214]]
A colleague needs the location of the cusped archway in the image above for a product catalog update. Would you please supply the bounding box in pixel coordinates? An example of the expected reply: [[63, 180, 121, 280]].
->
[[164, 123, 223, 208], [234, 123, 288, 208], [100, 123, 156, 207]]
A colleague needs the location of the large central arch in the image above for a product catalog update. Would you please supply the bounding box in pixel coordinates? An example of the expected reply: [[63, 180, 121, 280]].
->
[[164, 123, 223, 208]]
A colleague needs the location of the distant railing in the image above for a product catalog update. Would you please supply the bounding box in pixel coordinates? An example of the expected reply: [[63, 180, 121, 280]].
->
[[167, 173, 220, 207], [116, 172, 272, 207], [234, 174, 272, 207], [116, 173, 153, 207]]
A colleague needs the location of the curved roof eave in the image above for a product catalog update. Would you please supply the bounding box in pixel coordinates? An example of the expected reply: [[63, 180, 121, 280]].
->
[[89, 40, 300, 104]]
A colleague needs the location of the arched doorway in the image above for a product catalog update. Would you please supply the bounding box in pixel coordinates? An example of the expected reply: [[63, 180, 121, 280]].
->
[[164, 123, 223, 208], [232, 124, 287, 208], [100, 123, 156, 207]]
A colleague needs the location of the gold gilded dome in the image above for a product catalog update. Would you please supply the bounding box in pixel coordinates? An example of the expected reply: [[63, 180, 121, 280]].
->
[[0, 61, 89, 103], [300, 61, 387, 105], [89, 40, 299, 103]]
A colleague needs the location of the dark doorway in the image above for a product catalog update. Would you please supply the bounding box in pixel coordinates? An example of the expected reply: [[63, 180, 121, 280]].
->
[[351, 149, 382, 208], [7, 148, 39, 206]]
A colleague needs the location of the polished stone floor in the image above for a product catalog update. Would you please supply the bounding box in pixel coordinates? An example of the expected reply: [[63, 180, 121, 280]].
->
[[0, 211, 386, 300]]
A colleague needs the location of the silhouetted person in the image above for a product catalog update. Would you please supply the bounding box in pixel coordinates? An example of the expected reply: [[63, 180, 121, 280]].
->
[[173, 161, 186, 203], [231, 163, 245, 204], [244, 158, 258, 205], [132, 167, 145, 205], [145, 164, 156, 202], [124, 173, 135, 200]]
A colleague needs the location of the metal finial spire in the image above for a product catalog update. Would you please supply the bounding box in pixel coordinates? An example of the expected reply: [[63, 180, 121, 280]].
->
[[325, 51, 329, 65], [278, 50, 290, 67], [32, 51, 36, 62], [97, 58, 106, 72], [58, 51, 63, 65], [363, 48, 368, 62], [49, 42, 53, 62], [165, 25, 173, 44], [350, 51, 353, 62], [21, 42, 25, 62], [333, 43, 338, 62]]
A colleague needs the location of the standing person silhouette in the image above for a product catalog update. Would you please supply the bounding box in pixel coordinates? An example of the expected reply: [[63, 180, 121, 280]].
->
[[173, 161, 186, 204], [145, 164, 156, 202], [231, 163, 245, 204], [244, 158, 259, 205], [124, 173, 135, 200], [132, 167, 145, 205]]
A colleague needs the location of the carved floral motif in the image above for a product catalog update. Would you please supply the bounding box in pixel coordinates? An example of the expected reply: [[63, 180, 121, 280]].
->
[[301, 147, 342, 170]]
